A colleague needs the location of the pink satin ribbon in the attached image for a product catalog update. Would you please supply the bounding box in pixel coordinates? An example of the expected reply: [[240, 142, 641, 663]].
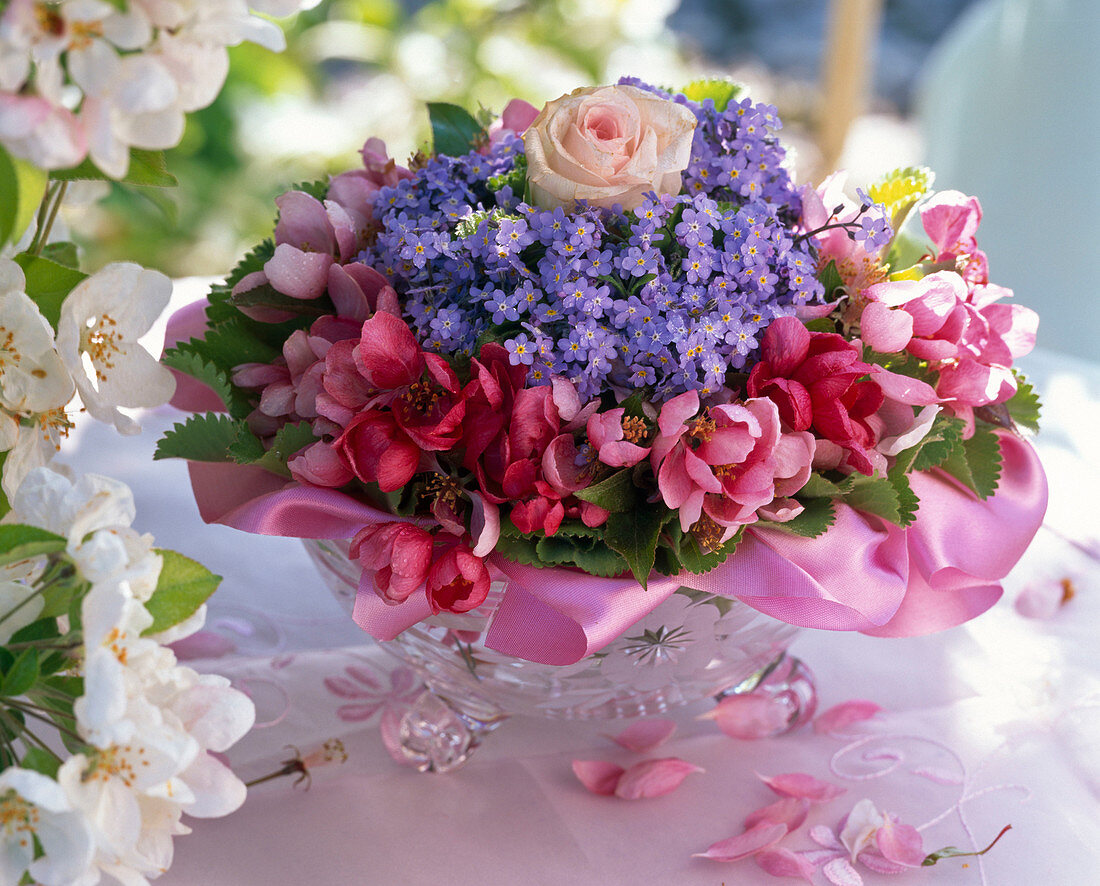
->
[[187, 431, 1047, 666]]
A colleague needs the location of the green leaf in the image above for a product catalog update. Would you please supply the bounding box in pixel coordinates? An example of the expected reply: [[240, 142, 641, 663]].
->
[[7, 617, 59, 646], [161, 346, 245, 415], [889, 470, 921, 526], [817, 260, 843, 299], [428, 102, 486, 156], [288, 179, 330, 201], [798, 472, 843, 499], [256, 421, 318, 475], [39, 241, 80, 269], [680, 78, 743, 111], [843, 474, 914, 525], [13, 253, 87, 328], [50, 148, 177, 187], [0, 145, 48, 248], [572, 470, 639, 512], [603, 508, 666, 588], [19, 747, 60, 779], [1, 648, 39, 697], [154, 412, 251, 463], [1005, 373, 1041, 432], [765, 497, 836, 538], [227, 281, 331, 317], [143, 549, 222, 636], [908, 414, 966, 473], [938, 425, 1002, 499], [0, 525, 66, 568]]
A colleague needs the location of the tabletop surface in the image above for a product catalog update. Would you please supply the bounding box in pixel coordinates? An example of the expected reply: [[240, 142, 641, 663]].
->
[[63, 284, 1100, 885]]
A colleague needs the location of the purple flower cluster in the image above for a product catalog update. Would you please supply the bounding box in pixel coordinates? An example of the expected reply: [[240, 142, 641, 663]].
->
[[363, 83, 827, 401]]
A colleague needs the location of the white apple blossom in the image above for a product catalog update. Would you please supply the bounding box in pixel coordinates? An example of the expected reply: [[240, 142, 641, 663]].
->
[[12, 468, 136, 546], [0, 579, 43, 644], [839, 798, 887, 861], [0, 259, 76, 416], [0, 767, 95, 886], [0, 408, 77, 504], [56, 262, 175, 434]]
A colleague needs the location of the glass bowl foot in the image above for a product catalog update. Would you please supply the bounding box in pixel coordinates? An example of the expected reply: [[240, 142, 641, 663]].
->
[[397, 688, 508, 773], [716, 652, 818, 737]]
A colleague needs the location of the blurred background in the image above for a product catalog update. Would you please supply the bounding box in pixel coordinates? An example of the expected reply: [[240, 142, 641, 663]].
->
[[69, 0, 1097, 358]]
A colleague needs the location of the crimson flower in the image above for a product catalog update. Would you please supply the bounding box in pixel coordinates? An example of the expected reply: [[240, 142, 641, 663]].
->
[[426, 543, 491, 614], [747, 316, 883, 475]]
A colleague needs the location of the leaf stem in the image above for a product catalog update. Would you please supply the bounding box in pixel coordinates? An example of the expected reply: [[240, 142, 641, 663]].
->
[[30, 181, 68, 256], [2, 699, 83, 743]]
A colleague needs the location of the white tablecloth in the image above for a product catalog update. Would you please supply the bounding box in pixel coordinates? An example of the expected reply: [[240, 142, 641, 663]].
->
[[64, 294, 1100, 884]]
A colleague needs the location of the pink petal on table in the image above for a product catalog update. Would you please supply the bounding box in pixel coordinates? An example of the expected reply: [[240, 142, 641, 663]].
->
[[809, 826, 844, 850], [756, 847, 817, 882], [604, 719, 677, 753], [614, 757, 703, 800], [1015, 580, 1067, 620], [169, 630, 236, 660], [702, 694, 791, 739], [876, 817, 925, 867], [744, 797, 811, 833], [822, 856, 864, 886], [813, 700, 882, 735], [758, 772, 847, 803], [572, 760, 625, 796], [693, 822, 788, 862]]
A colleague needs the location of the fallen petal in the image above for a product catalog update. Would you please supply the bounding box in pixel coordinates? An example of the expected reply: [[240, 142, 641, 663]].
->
[[813, 700, 882, 735], [809, 825, 844, 850], [822, 856, 864, 886], [693, 822, 788, 862], [758, 772, 847, 803], [756, 847, 817, 882], [744, 797, 811, 833], [876, 817, 925, 867], [703, 694, 791, 739], [604, 719, 677, 753], [572, 760, 625, 796], [614, 757, 702, 800]]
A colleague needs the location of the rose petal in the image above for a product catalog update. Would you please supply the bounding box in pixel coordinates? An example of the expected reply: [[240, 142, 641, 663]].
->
[[758, 772, 847, 803], [572, 760, 625, 796], [755, 847, 817, 882], [744, 797, 811, 833], [693, 822, 788, 862], [813, 700, 882, 736], [701, 694, 791, 739], [614, 757, 703, 800], [822, 857, 864, 886], [810, 826, 845, 850], [603, 719, 677, 753]]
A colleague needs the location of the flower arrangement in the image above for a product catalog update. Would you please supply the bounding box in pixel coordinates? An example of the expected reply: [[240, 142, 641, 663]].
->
[[160, 78, 1047, 664]]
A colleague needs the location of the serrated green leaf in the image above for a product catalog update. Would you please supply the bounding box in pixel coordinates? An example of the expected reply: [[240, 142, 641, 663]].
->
[[603, 508, 666, 588], [0, 525, 66, 568], [161, 346, 242, 415], [50, 148, 177, 187], [0, 145, 48, 248], [19, 746, 60, 778], [13, 253, 87, 328], [142, 549, 221, 636], [289, 179, 330, 201], [428, 102, 485, 156], [888, 470, 920, 526], [798, 472, 843, 498], [765, 497, 837, 538], [680, 78, 743, 111], [843, 474, 907, 525], [154, 413, 250, 463], [1, 648, 39, 697], [573, 470, 639, 512], [908, 414, 966, 473], [1005, 373, 1041, 432], [252, 421, 318, 477], [939, 425, 1003, 499], [226, 426, 266, 464]]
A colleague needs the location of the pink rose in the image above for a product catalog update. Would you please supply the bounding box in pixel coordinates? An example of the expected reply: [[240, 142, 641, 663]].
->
[[523, 85, 697, 211]]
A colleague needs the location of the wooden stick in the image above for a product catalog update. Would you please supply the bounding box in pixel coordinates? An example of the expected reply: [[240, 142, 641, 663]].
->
[[817, 0, 885, 178]]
